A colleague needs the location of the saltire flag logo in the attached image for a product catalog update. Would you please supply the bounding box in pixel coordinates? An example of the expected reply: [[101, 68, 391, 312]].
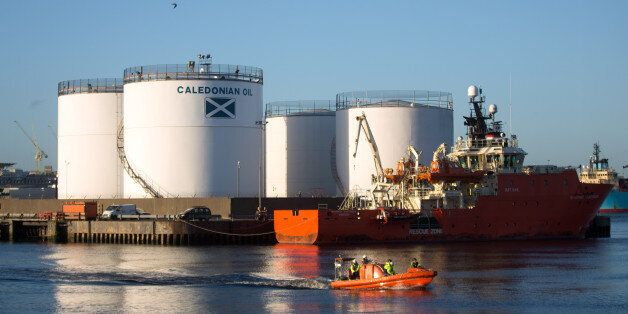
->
[[205, 97, 236, 118]]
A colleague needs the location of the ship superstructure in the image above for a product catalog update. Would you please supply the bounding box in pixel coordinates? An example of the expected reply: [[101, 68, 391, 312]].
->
[[580, 143, 620, 186], [449, 85, 526, 173], [274, 85, 613, 244], [579, 143, 628, 213]]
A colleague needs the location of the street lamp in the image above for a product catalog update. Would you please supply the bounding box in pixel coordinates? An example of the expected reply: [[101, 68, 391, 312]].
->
[[236, 160, 241, 197], [255, 120, 267, 213], [64, 160, 70, 199]]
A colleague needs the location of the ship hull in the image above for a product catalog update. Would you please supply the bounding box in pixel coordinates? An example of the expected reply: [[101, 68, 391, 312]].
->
[[599, 189, 628, 213], [274, 171, 613, 244]]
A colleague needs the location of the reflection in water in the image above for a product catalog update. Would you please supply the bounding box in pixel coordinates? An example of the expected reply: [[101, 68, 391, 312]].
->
[[0, 215, 626, 312], [48, 244, 216, 312], [334, 289, 433, 313], [268, 244, 321, 277]]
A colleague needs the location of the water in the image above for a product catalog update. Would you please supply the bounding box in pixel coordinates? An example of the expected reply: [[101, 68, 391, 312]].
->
[[1, 215, 628, 313]]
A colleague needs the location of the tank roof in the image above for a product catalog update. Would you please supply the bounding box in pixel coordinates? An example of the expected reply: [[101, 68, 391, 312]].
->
[[58, 78, 123, 96], [336, 90, 453, 110], [123, 63, 263, 84], [265, 100, 335, 117]]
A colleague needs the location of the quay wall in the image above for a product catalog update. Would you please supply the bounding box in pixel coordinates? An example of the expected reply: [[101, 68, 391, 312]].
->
[[0, 197, 345, 218]]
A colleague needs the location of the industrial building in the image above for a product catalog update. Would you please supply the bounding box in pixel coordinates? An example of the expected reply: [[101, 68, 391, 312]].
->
[[57, 79, 123, 199], [264, 100, 337, 197], [121, 61, 264, 198], [334, 90, 454, 195]]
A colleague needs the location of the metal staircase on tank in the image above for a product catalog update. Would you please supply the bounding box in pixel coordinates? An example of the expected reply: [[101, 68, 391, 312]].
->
[[330, 137, 346, 195], [116, 123, 164, 198]]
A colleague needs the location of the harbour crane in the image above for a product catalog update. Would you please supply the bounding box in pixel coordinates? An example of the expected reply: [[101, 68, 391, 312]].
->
[[14, 121, 48, 174], [353, 112, 384, 179]]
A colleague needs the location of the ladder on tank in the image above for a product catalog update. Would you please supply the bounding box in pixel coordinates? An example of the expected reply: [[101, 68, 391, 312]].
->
[[116, 123, 164, 198], [330, 137, 346, 195]]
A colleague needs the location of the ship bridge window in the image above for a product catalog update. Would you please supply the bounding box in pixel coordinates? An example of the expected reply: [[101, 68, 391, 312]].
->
[[458, 157, 467, 168], [470, 156, 479, 169], [504, 155, 514, 168]]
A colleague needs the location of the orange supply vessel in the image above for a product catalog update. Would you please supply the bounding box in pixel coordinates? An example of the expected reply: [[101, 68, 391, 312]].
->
[[62, 201, 98, 220], [331, 263, 437, 290], [275, 86, 613, 244]]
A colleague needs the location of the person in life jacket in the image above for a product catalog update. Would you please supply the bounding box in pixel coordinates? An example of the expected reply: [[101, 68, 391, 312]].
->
[[410, 258, 421, 268], [334, 256, 343, 279], [349, 259, 361, 280], [383, 259, 396, 276]]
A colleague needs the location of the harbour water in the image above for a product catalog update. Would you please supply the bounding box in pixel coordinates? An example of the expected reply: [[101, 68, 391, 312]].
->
[[1, 215, 627, 313]]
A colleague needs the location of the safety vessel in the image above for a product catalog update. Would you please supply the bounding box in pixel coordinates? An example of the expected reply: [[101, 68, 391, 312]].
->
[[579, 143, 628, 213], [274, 86, 613, 244], [331, 259, 437, 290]]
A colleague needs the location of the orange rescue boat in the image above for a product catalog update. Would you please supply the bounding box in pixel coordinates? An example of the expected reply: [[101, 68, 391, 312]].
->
[[331, 261, 437, 290]]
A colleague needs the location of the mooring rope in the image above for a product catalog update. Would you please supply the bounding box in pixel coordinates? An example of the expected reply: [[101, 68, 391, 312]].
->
[[177, 218, 312, 237]]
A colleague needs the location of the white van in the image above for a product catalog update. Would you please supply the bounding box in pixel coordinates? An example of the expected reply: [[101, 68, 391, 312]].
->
[[101, 204, 147, 220]]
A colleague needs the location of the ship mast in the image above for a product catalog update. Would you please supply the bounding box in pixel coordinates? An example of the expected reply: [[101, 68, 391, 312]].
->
[[592, 142, 601, 165], [463, 86, 489, 140]]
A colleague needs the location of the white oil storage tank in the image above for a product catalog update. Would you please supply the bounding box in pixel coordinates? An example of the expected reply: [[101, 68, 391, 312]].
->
[[122, 61, 264, 198], [335, 90, 453, 195], [265, 101, 337, 197], [57, 79, 123, 199]]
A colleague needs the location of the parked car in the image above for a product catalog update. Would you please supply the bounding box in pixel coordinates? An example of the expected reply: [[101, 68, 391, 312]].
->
[[176, 206, 212, 221], [101, 204, 149, 220]]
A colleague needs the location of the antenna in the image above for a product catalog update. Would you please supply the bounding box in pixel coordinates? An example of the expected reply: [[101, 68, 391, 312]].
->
[[48, 124, 58, 139], [509, 73, 512, 137]]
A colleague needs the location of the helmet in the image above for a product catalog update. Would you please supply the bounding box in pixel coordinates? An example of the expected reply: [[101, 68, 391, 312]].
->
[[352, 259, 357, 264], [362, 255, 367, 259], [387, 259, 392, 263]]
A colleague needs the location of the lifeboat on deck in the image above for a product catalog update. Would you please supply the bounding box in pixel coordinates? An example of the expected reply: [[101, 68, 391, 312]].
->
[[331, 263, 437, 290]]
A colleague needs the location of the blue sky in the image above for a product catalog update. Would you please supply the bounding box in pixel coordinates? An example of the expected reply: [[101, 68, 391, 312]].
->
[[0, 0, 627, 173]]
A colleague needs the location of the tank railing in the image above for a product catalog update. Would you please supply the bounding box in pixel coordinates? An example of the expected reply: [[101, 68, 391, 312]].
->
[[265, 100, 335, 117], [123, 64, 263, 84], [453, 137, 518, 151], [58, 78, 123, 96], [336, 90, 453, 110]]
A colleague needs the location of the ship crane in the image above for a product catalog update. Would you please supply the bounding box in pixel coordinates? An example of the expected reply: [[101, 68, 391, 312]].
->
[[14, 120, 48, 174], [353, 112, 385, 179]]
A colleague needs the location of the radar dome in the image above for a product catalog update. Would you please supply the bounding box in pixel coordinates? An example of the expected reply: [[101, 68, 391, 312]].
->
[[488, 104, 497, 114], [468, 85, 478, 99]]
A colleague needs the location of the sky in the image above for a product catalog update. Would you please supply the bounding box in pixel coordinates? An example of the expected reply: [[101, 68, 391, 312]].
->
[[0, 0, 626, 174]]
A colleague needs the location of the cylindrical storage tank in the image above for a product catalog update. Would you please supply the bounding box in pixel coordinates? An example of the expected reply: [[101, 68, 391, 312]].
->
[[57, 79, 124, 199], [122, 63, 263, 198], [335, 90, 454, 195], [265, 101, 337, 197]]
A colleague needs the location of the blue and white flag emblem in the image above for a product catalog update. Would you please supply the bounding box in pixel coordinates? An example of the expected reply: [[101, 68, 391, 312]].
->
[[205, 97, 236, 118]]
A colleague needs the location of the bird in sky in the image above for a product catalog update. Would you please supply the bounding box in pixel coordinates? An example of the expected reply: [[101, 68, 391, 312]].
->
[[172, 2, 178, 9]]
